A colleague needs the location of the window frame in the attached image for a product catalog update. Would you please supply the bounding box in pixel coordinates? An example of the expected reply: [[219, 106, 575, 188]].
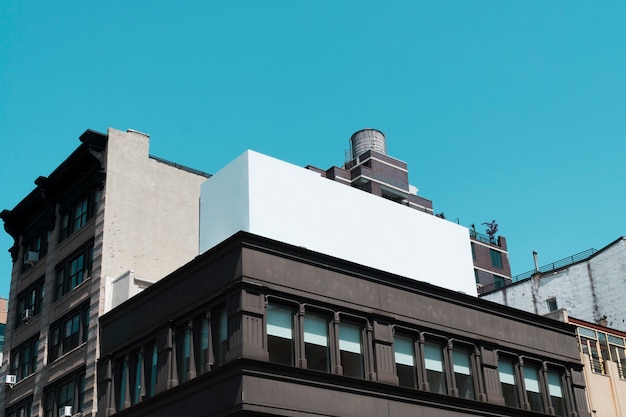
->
[[54, 242, 94, 300], [14, 277, 45, 328], [5, 396, 33, 417], [48, 303, 90, 362], [9, 334, 39, 382], [59, 187, 100, 242], [43, 369, 86, 417], [490, 249, 503, 269]]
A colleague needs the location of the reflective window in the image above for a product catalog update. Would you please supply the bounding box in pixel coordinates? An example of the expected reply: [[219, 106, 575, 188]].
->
[[548, 369, 565, 417], [523, 363, 544, 413], [339, 322, 364, 378], [452, 346, 475, 399], [394, 335, 417, 388], [304, 314, 330, 372], [267, 304, 294, 366], [498, 357, 520, 408], [424, 340, 447, 394]]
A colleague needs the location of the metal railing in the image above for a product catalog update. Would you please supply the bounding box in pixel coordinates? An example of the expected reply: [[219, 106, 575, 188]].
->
[[511, 248, 599, 282], [478, 248, 599, 295]]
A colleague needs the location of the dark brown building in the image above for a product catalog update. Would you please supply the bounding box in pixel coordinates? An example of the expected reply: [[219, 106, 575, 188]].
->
[[97, 232, 590, 417]]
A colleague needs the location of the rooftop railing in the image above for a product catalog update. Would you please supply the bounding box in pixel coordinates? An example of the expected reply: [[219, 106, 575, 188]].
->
[[478, 248, 598, 295]]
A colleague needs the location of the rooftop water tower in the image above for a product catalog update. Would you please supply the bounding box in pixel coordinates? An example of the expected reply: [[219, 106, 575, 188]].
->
[[349, 128, 387, 159]]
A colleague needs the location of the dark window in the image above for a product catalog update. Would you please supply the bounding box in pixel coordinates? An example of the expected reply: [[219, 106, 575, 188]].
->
[[339, 322, 364, 378], [194, 316, 210, 375], [215, 309, 228, 366], [547, 297, 558, 312], [114, 357, 129, 411], [22, 229, 50, 271], [176, 324, 192, 383], [144, 342, 158, 398], [523, 363, 544, 413], [471, 243, 476, 260], [424, 340, 447, 394], [498, 356, 520, 408], [304, 314, 330, 372], [267, 303, 295, 366], [490, 249, 503, 268], [48, 303, 89, 362], [5, 396, 32, 417], [9, 335, 39, 382], [548, 369, 566, 416], [55, 243, 94, 300], [59, 188, 100, 241], [15, 277, 45, 328], [452, 346, 475, 399], [394, 335, 417, 388], [494, 275, 505, 289], [129, 350, 143, 405], [44, 371, 85, 417]]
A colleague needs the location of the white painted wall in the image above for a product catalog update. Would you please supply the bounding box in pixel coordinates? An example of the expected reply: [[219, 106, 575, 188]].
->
[[482, 238, 626, 331], [200, 151, 477, 295]]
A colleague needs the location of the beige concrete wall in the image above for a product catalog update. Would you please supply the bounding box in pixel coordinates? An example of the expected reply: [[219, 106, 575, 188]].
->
[[583, 354, 626, 417], [100, 128, 208, 287]]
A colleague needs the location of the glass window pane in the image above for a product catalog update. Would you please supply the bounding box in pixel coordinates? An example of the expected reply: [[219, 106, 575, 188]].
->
[[267, 304, 294, 366], [339, 322, 364, 378], [609, 334, 625, 346], [304, 315, 330, 372], [424, 341, 447, 394], [499, 357, 520, 408], [548, 369, 565, 416], [523, 364, 544, 413], [453, 347, 475, 399], [394, 335, 417, 388]]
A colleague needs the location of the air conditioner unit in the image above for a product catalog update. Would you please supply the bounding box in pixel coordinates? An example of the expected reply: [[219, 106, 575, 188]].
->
[[5, 375, 16, 385], [59, 406, 72, 417], [22, 309, 33, 323], [23, 251, 39, 266]]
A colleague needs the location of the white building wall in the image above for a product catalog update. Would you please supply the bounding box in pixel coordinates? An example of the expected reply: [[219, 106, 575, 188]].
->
[[200, 150, 477, 295], [482, 238, 626, 331], [100, 128, 208, 284]]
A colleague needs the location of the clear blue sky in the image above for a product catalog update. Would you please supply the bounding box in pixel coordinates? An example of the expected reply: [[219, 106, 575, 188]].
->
[[1, 2, 625, 297]]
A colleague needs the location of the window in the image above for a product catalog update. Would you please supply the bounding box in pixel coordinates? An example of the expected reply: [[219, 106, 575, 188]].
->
[[452, 346, 475, 399], [49, 303, 89, 361], [304, 314, 330, 372], [547, 297, 558, 312], [22, 229, 50, 271], [144, 342, 158, 398], [15, 277, 45, 328], [59, 188, 100, 241], [55, 243, 93, 300], [215, 309, 228, 366], [129, 350, 143, 405], [266, 303, 294, 366], [339, 322, 364, 378], [394, 335, 417, 388], [176, 324, 192, 383], [498, 356, 520, 408], [424, 340, 447, 394], [493, 275, 505, 289], [114, 356, 129, 410], [194, 316, 210, 375], [523, 363, 544, 413], [490, 249, 503, 268], [471, 243, 476, 260], [6, 397, 32, 417], [609, 335, 626, 379], [10, 335, 39, 382], [548, 368, 565, 417], [44, 371, 85, 417]]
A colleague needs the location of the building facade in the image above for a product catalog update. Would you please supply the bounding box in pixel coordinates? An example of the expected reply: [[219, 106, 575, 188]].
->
[[0, 129, 209, 417], [481, 237, 626, 332], [97, 232, 591, 417]]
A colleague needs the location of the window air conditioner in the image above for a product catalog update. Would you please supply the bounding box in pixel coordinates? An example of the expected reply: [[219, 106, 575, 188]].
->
[[22, 309, 33, 323], [5, 374, 16, 385], [59, 406, 72, 417], [23, 251, 39, 266]]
